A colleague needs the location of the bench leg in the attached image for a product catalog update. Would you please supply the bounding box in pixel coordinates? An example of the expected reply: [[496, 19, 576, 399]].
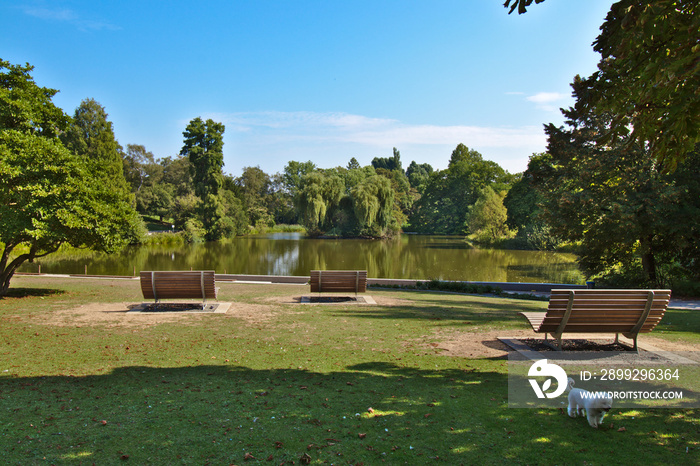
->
[[542, 333, 562, 351]]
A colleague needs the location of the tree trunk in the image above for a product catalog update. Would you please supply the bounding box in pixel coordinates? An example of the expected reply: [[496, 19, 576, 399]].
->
[[640, 236, 658, 285], [0, 269, 13, 296], [0, 243, 59, 297], [0, 255, 26, 297]]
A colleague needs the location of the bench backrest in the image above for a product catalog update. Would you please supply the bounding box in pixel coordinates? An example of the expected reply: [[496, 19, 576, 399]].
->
[[310, 270, 367, 293], [140, 271, 217, 301], [537, 289, 671, 334]]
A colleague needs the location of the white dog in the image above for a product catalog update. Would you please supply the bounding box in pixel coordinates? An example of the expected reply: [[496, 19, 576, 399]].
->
[[566, 377, 613, 428]]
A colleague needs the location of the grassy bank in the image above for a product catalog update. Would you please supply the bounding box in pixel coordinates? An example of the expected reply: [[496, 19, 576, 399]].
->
[[0, 276, 697, 464]]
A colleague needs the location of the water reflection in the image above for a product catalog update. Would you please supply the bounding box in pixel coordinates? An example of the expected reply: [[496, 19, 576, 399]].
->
[[20, 234, 584, 284]]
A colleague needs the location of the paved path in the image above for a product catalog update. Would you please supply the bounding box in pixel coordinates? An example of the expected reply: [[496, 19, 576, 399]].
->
[[669, 299, 700, 310]]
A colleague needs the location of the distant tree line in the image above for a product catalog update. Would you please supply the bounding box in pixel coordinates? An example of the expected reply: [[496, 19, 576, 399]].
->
[[127, 134, 522, 242]]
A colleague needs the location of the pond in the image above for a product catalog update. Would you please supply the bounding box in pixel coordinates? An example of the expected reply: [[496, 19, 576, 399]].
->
[[20, 234, 585, 284]]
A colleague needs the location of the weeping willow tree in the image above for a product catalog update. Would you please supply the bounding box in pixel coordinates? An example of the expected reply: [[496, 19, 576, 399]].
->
[[351, 175, 395, 237], [297, 171, 344, 234]]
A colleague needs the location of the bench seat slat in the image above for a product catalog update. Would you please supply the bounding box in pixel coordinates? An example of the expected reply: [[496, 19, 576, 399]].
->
[[520, 289, 671, 351], [310, 270, 367, 293], [140, 271, 217, 301]]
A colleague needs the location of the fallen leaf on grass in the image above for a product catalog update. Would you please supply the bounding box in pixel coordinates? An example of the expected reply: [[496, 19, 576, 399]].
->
[[617, 427, 626, 432]]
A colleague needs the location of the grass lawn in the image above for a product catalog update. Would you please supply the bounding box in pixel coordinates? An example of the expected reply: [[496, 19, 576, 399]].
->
[[0, 276, 697, 465]]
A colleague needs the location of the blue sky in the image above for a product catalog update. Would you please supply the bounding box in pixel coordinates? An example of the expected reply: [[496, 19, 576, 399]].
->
[[2, 0, 614, 177]]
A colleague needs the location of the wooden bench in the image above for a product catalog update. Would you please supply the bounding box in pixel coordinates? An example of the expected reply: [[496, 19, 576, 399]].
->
[[310, 270, 367, 295], [140, 270, 218, 303], [520, 289, 671, 352]]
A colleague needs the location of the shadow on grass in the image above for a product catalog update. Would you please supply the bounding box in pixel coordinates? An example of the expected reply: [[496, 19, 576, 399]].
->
[[332, 292, 542, 327], [0, 363, 695, 464], [0, 287, 66, 299]]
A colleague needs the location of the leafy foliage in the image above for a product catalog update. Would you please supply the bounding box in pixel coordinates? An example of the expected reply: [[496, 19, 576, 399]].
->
[[181, 117, 225, 199], [531, 78, 700, 287], [467, 186, 510, 242], [180, 117, 227, 239], [503, 0, 545, 15], [409, 144, 514, 234], [0, 60, 142, 295], [371, 147, 403, 171], [0, 60, 69, 137], [506, 0, 700, 171], [585, 0, 700, 171]]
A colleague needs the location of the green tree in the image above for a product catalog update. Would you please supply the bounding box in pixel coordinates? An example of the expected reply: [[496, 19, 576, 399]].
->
[[503, 0, 544, 15], [371, 147, 403, 171], [0, 60, 69, 137], [503, 157, 560, 250], [180, 117, 226, 239], [585, 0, 699, 170], [346, 157, 361, 170], [282, 160, 316, 197], [297, 171, 345, 234], [122, 144, 161, 193], [61, 98, 126, 185], [351, 174, 396, 237], [506, 0, 700, 170], [409, 144, 510, 234], [160, 155, 193, 197], [0, 61, 142, 295], [533, 78, 700, 286], [137, 184, 173, 221], [467, 186, 510, 242], [181, 117, 225, 198], [215, 190, 248, 238], [237, 166, 273, 229], [406, 161, 433, 192]]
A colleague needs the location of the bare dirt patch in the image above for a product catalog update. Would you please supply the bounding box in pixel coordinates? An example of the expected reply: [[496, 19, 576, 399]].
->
[[433, 329, 534, 359], [432, 329, 698, 359], [28, 300, 286, 329]]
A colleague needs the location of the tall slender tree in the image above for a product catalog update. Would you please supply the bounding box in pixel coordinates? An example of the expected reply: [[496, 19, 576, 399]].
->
[[180, 117, 226, 238], [181, 117, 225, 196]]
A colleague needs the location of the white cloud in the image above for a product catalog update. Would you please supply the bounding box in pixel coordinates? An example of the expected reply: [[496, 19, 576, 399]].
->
[[201, 111, 546, 175], [210, 111, 542, 148], [526, 92, 568, 112], [21, 6, 120, 31]]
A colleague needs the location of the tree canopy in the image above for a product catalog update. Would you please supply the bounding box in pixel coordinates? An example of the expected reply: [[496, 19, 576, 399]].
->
[[585, 0, 699, 170], [410, 144, 513, 234], [506, 0, 700, 170], [180, 117, 227, 239], [531, 78, 700, 287], [0, 60, 142, 295]]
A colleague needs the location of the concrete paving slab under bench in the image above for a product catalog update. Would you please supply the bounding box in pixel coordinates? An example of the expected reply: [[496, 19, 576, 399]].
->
[[128, 302, 231, 314], [300, 295, 376, 304]]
